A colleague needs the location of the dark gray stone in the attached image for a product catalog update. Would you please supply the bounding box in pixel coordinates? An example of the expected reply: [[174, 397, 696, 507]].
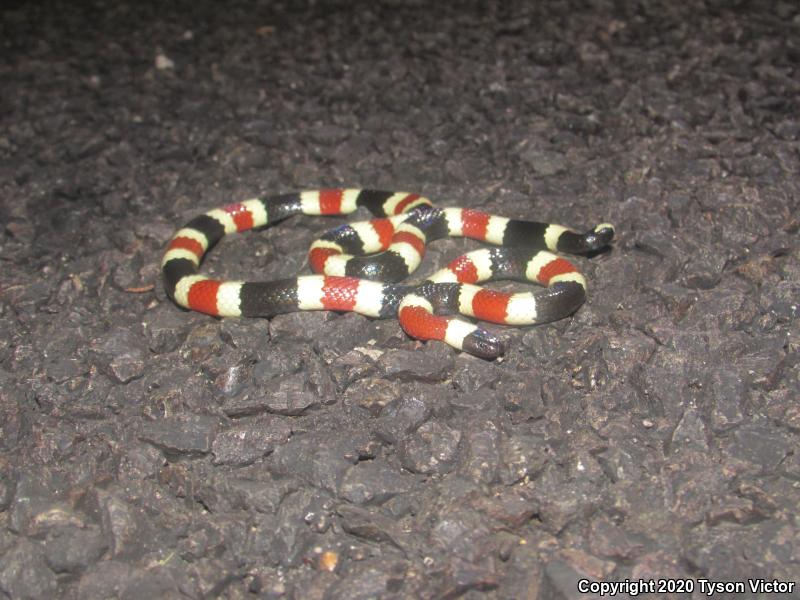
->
[[217, 318, 271, 356], [668, 407, 709, 455], [119, 567, 184, 600], [194, 473, 289, 515], [706, 368, 746, 431], [498, 431, 549, 485], [77, 560, 135, 598], [43, 525, 108, 574], [89, 327, 147, 384], [329, 348, 380, 391], [269, 433, 356, 494], [450, 355, 503, 392], [588, 514, 647, 560], [9, 471, 67, 536], [0, 378, 23, 452], [521, 146, 567, 176], [724, 419, 795, 470], [202, 353, 254, 397], [326, 561, 409, 600], [223, 368, 334, 416], [542, 559, 601, 600], [0, 539, 58, 600], [378, 346, 454, 382], [139, 414, 220, 456], [343, 377, 405, 415], [312, 311, 380, 355], [529, 465, 604, 534], [374, 394, 433, 444], [142, 305, 191, 354], [399, 420, 462, 475], [457, 420, 501, 484], [439, 557, 499, 597], [251, 344, 308, 382], [336, 504, 412, 555], [467, 487, 538, 529], [501, 548, 546, 600], [339, 460, 415, 505], [211, 417, 291, 466], [268, 311, 330, 345], [683, 520, 798, 582], [494, 370, 545, 416], [270, 489, 331, 567], [428, 509, 493, 563]]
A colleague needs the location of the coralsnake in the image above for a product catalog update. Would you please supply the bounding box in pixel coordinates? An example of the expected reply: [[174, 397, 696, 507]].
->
[[162, 189, 614, 359]]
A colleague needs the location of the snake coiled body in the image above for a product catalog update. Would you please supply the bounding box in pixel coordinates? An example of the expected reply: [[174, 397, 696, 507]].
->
[[162, 189, 614, 359]]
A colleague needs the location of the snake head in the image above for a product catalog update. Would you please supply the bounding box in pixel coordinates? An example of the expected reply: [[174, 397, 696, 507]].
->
[[584, 223, 615, 250], [462, 329, 505, 360], [557, 223, 615, 254]]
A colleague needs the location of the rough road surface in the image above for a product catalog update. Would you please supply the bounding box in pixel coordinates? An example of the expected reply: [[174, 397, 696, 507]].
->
[[2, 1, 798, 598]]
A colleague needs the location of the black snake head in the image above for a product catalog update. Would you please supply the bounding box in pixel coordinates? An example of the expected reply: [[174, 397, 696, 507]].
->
[[462, 329, 505, 360], [584, 223, 615, 250], [557, 223, 615, 254]]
